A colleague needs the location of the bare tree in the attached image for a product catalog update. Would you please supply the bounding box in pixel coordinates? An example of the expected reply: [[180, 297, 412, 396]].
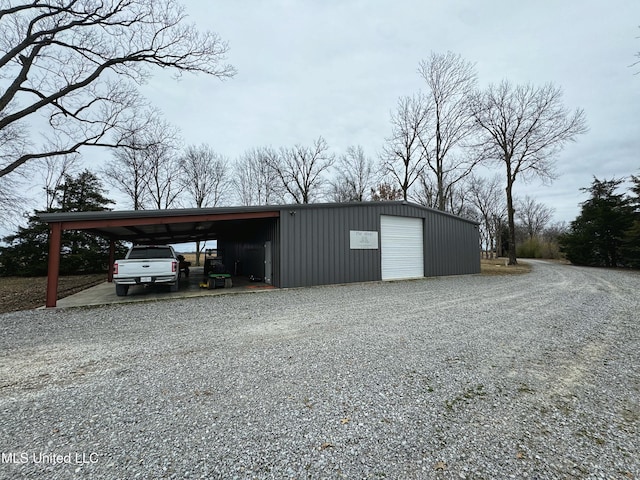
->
[[268, 137, 335, 204], [145, 121, 183, 209], [413, 171, 438, 209], [516, 196, 555, 240], [470, 81, 587, 264], [102, 109, 164, 209], [0, 0, 235, 209], [381, 94, 430, 200], [234, 147, 282, 206], [41, 154, 80, 210], [0, 101, 29, 222], [445, 179, 475, 217], [467, 174, 506, 259], [0, 176, 25, 229], [418, 52, 480, 211], [103, 131, 150, 210], [329, 145, 375, 202], [414, 170, 472, 216], [542, 221, 568, 243], [181, 144, 230, 265], [182, 144, 230, 208]]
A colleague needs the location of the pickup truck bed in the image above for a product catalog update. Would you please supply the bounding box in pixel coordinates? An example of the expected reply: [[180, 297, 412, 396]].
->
[[113, 246, 180, 296]]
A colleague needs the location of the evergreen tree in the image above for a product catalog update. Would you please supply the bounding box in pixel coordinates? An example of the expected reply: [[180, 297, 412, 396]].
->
[[50, 170, 113, 213], [0, 171, 127, 276], [560, 177, 635, 267], [621, 175, 640, 267], [0, 218, 50, 276]]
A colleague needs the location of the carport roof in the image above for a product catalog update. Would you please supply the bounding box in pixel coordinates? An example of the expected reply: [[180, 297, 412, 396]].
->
[[38, 201, 479, 245], [38, 205, 282, 244]]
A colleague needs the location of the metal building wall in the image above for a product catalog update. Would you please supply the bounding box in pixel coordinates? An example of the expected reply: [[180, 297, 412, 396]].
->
[[277, 204, 381, 287], [277, 202, 480, 288], [423, 211, 481, 276]]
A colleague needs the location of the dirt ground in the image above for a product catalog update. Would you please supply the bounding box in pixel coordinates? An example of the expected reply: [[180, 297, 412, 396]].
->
[[0, 259, 529, 314], [0, 274, 105, 314]]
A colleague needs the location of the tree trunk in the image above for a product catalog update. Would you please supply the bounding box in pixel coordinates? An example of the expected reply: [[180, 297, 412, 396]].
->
[[195, 240, 202, 266], [505, 180, 518, 265], [437, 170, 445, 211], [497, 221, 503, 258]]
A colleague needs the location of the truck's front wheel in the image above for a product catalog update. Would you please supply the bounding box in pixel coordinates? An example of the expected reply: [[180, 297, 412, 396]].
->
[[115, 284, 129, 297]]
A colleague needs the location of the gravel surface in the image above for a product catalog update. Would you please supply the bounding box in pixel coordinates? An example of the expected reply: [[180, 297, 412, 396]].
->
[[0, 261, 638, 479]]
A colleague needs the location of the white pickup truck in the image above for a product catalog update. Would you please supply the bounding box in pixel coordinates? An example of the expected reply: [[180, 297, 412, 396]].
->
[[113, 245, 180, 297]]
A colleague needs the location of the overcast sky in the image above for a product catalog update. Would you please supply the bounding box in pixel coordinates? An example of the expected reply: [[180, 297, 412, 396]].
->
[[124, 1, 639, 223]]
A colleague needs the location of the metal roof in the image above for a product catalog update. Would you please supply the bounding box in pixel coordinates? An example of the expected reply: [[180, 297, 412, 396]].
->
[[38, 205, 281, 244], [38, 201, 478, 245]]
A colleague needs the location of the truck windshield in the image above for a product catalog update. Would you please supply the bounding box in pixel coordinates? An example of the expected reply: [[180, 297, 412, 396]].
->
[[128, 247, 174, 259]]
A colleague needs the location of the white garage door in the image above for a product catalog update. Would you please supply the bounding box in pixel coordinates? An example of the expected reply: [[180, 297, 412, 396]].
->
[[381, 215, 424, 280]]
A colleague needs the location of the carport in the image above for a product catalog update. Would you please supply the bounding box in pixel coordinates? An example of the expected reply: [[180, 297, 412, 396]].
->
[[39, 207, 280, 308], [40, 201, 481, 309]]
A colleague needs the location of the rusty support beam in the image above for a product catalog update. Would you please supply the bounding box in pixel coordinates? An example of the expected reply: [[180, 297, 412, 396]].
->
[[108, 240, 115, 282], [46, 223, 62, 308], [58, 210, 280, 230]]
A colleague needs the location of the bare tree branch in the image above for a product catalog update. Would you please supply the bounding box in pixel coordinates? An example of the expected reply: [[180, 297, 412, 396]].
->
[[329, 145, 376, 202], [101, 107, 180, 209], [467, 174, 506, 258], [102, 132, 151, 210], [181, 144, 230, 208], [40, 153, 80, 209], [418, 51, 480, 211], [470, 80, 588, 264], [143, 117, 183, 209], [0, 0, 236, 186], [381, 94, 431, 200], [233, 146, 282, 206], [516, 195, 554, 240], [267, 137, 335, 204]]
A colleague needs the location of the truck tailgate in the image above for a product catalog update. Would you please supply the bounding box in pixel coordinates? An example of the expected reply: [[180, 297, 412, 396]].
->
[[117, 259, 175, 277]]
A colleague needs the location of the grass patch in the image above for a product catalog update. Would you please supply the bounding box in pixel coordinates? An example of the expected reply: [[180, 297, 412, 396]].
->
[[481, 258, 532, 276]]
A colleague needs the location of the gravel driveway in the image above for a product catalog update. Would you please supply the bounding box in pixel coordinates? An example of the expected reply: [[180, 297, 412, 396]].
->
[[1, 261, 638, 479]]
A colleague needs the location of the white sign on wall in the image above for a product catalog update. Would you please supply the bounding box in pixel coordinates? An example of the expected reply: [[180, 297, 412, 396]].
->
[[350, 230, 379, 250]]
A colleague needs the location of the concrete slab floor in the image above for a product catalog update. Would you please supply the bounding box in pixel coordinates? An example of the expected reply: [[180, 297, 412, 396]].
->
[[55, 267, 275, 308]]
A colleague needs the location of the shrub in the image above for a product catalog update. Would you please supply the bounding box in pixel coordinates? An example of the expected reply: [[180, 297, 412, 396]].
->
[[516, 238, 563, 259]]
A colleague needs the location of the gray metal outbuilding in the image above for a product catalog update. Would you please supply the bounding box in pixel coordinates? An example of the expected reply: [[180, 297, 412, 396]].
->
[[39, 201, 480, 306], [267, 201, 480, 288]]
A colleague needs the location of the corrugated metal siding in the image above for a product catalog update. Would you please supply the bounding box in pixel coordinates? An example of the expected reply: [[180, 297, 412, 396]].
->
[[278, 202, 480, 288], [424, 212, 480, 277], [279, 205, 383, 288]]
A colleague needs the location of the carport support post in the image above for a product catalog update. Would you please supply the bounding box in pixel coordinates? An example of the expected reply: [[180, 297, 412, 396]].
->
[[108, 240, 115, 282], [46, 222, 62, 308]]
